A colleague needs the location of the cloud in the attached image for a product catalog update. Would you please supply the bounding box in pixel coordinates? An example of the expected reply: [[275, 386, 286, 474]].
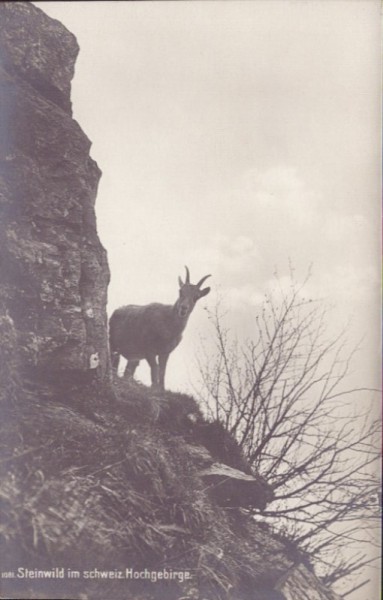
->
[[183, 165, 378, 353], [224, 284, 265, 311], [243, 166, 322, 242], [323, 213, 370, 245], [191, 233, 260, 276]]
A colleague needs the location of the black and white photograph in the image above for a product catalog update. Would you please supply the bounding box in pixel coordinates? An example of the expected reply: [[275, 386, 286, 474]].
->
[[0, 1, 380, 599]]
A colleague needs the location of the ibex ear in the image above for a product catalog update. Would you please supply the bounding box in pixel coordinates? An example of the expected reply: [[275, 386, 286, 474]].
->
[[178, 276, 184, 288], [199, 287, 211, 298]]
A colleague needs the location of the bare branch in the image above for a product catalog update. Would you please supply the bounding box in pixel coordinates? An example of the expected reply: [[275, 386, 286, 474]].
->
[[196, 272, 380, 591]]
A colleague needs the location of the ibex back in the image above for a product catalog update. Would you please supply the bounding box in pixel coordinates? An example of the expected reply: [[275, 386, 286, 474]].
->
[[109, 267, 211, 390]]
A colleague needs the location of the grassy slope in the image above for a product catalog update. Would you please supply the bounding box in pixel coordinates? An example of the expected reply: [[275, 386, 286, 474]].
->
[[0, 318, 297, 600]]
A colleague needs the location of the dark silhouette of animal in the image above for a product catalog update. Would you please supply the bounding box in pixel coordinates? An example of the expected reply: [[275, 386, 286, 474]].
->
[[109, 267, 211, 390]]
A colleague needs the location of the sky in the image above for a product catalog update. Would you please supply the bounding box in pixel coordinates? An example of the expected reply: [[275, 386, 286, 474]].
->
[[35, 2, 380, 598]]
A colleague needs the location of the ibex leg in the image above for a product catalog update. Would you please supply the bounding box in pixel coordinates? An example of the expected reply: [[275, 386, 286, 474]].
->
[[158, 353, 169, 390], [124, 359, 140, 379], [146, 354, 159, 388]]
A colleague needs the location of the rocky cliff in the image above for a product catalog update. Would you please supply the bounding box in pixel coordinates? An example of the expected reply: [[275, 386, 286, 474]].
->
[[0, 1, 110, 378]]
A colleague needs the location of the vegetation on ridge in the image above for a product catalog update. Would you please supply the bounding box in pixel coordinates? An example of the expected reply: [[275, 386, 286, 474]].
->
[[0, 313, 299, 600]]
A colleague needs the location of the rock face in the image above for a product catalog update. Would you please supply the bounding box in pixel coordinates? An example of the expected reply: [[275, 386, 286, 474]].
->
[[0, 2, 110, 378], [200, 462, 274, 510]]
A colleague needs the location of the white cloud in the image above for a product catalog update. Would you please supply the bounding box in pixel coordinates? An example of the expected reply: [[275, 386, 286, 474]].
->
[[224, 284, 265, 310], [191, 233, 261, 276]]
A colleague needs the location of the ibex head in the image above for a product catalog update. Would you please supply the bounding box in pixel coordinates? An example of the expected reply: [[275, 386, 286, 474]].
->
[[176, 266, 211, 319]]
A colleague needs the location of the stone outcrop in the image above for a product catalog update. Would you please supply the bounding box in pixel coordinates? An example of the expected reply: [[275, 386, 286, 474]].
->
[[200, 462, 274, 510], [0, 2, 110, 378]]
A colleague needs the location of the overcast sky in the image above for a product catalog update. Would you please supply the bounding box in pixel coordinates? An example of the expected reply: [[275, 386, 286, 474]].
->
[[37, 0, 380, 396]]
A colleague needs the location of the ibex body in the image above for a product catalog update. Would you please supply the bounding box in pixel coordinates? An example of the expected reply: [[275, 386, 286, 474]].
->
[[109, 267, 211, 390]]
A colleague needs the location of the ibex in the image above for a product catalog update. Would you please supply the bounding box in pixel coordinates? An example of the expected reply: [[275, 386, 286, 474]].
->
[[109, 267, 211, 390]]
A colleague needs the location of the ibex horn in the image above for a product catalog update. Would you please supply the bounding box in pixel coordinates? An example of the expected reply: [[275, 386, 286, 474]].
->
[[196, 274, 211, 288], [184, 266, 190, 284]]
